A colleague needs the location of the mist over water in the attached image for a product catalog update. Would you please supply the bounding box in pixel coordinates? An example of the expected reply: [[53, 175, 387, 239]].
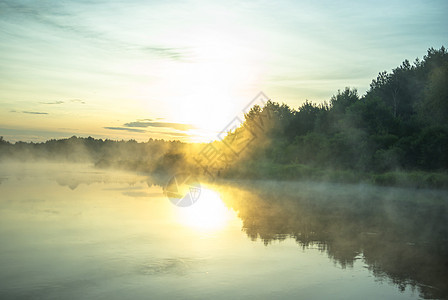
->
[[0, 162, 446, 299], [215, 180, 448, 298]]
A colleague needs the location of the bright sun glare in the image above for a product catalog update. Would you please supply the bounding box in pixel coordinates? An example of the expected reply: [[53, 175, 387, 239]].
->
[[175, 187, 235, 232], [153, 33, 262, 142]]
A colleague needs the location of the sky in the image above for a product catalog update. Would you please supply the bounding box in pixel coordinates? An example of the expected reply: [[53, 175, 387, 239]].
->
[[0, 0, 447, 143]]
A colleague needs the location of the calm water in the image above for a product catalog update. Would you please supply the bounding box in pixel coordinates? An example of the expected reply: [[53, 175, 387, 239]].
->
[[0, 163, 447, 299]]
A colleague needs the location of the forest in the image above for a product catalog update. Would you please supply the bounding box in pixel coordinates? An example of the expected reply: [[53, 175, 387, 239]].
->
[[1, 47, 447, 188]]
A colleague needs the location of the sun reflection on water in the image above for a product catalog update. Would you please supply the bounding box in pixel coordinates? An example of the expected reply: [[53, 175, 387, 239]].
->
[[175, 187, 235, 232]]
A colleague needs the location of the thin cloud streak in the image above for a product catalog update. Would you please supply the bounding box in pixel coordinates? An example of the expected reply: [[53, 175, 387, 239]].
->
[[40, 101, 64, 105], [140, 46, 191, 61], [124, 121, 196, 131], [103, 127, 193, 139], [22, 111, 48, 115], [104, 127, 146, 133]]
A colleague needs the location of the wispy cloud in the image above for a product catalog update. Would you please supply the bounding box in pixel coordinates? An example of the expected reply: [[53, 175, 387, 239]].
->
[[1, 1, 191, 62], [140, 46, 190, 61], [1, 1, 103, 42], [104, 120, 195, 138], [13, 111, 49, 115], [38, 99, 86, 105], [124, 121, 195, 131], [40, 101, 64, 105], [104, 127, 146, 133]]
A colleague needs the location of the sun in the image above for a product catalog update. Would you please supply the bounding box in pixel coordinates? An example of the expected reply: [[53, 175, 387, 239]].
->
[[153, 34, 263, 142], [164, 62, 246, 142], [175, 187, 235, 232]]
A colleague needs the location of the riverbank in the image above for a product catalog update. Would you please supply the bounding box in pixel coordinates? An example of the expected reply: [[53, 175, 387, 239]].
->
[[221, 162, 448, 189]]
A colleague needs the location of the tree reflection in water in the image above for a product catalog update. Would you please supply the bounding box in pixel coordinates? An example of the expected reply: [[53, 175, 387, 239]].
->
[[214, 180, 448, 299]]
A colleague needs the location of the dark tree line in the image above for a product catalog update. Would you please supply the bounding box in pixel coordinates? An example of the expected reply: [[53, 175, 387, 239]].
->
[[223, 47, 448, 186]]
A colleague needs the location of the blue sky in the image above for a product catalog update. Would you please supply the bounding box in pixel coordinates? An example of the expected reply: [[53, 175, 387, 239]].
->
[[0, 0, 447, 142]]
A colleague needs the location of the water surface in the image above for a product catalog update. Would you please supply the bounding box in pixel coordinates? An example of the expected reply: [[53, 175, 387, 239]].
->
[[0, 163, 447, 299]]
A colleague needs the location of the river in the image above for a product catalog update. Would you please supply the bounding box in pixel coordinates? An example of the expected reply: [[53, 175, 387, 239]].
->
[[0, 162, 446, 299]]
